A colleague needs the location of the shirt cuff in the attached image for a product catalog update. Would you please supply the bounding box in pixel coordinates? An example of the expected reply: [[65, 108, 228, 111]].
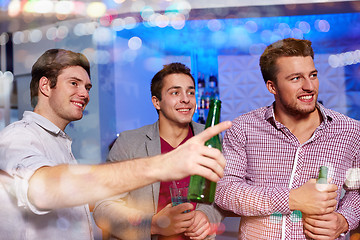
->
[[13, 165, 50, 215]]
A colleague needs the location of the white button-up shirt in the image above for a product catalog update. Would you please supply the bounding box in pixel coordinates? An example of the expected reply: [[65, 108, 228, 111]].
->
[[0, 111, 93, 240]]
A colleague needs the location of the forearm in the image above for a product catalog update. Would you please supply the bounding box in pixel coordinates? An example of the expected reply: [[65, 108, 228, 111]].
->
[[28, 156, 164, 209], [336, 190, 360, 231], [215, 176, 291, 216], [93, 199, 153, 239]]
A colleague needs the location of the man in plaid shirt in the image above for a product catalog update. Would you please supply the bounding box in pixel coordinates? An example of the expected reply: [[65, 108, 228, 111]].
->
[[215, 38, 360, 239]]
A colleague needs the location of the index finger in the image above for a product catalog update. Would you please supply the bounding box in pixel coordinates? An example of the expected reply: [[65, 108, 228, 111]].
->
[[193, 121, 232, 144]]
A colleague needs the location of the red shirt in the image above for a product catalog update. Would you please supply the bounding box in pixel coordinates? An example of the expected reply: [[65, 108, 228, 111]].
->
[[157, 126, 196, 240]]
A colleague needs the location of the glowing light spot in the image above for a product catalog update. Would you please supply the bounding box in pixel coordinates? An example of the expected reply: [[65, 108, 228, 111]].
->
[[12, 31, 24, 45], [207, 19, 222, 32], [23, 1, 36, 13], [297, 21, 311, 34], [55, 1, 74, 15], [260, 30, 273, 43], [73, 23, 86, 36], [87, 2, 107, 18], [112, 18, 125, 31], [92, 27, 113, 46], [46, 27, 57, 40], [328, 54, 340, 68], [100, 13, 113, 27], [128, 37, 142, 50], [170, 13, 185, 30], [176, 1, 191, 14], [0, 33, 9, 46], [57, 26, 69, 39], [277, 23, 291, 36], [82, 48, 96, 63], [33, 0, 53, 14], [156, 14, 169, 28], [72, 1, 86, 15], [141, 6, 155, 21], [8, 0, 21, 17], [131, 0, 145, 12], [29, 29, 43, 43], [85, 22, 98, 35], [315, 20, 330, 32], [3, 71, 14, 82], [124, 17, 137, 29], [245, 20, 258, 33]]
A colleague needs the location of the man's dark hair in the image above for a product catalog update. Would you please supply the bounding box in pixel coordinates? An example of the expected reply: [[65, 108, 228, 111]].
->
[[30, 49, 90, 108], [150, 62, 195, 101], [259, 38, 314, 83]]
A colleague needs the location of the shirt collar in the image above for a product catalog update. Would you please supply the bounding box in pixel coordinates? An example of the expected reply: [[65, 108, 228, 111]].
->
[[23, 111, 62, 135], [264, 102, 333, 129]]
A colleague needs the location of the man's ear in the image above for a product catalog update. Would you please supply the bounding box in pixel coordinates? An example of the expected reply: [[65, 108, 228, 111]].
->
[[151, 96, 160, 111], [266, 80, 277, 95], [38, 77, 51, 97]]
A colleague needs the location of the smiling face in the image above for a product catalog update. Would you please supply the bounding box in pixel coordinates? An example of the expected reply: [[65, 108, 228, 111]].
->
[[38, 65, 92, 129], [266, 56, 319, 118], [152, 73, 196, 127]]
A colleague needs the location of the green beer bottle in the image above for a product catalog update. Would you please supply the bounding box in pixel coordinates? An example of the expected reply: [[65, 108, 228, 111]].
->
[[316, 166, 328, 191], [188, 99, 222, 203]]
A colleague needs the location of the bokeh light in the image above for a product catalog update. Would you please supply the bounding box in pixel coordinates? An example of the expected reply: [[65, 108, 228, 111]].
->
[[128, 36, 142, 50], [29, 29, 42, 43], [207, 19, 223, 32], [245, 20, 258, 33], [0, 32, 9, 45], [87, 2, 107, 18], [315, 19, 330, 32], [92, 27, 113, 45]]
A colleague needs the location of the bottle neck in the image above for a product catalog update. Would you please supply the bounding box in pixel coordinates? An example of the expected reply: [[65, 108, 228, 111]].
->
[[205, 99, 221, 128]]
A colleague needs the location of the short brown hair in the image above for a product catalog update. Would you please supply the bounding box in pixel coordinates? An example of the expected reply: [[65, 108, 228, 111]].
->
[[150, 62, 194, 101], [259, 38, 314, 83], [30, 49, 90, 108]]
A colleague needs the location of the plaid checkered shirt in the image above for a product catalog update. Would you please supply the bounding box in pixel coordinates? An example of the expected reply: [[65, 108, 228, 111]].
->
[[215, 103, 360, 240]]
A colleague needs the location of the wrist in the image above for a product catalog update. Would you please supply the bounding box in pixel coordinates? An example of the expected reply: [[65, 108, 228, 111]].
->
[[288, 189, 299, 211], [150, 215, 159, 235]]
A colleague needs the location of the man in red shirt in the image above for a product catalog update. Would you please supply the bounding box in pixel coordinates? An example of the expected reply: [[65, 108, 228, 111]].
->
[[94, 63, 223, 240]]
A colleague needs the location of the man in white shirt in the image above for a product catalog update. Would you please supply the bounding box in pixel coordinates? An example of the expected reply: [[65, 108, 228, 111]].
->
[[0, 49, 230, 239]]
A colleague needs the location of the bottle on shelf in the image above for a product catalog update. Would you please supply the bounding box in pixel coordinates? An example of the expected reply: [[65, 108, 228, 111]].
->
[[209, 74, 219, 100], [188, 99, 222, 203], [197, 109, 206, 124]]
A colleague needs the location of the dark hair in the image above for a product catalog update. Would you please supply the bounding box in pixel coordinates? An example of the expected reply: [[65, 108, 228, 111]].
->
[[150, 62, 195, 101], [30, 49, 90, 108], [259, 38, 314, 83]]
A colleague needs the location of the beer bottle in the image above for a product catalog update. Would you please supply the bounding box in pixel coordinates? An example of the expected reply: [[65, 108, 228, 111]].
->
[[188, 99, 222, 203], [316, 166, 328, 191]]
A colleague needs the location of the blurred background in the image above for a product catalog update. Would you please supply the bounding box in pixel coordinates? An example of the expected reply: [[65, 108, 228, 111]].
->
[[1, 0, 360, 239]]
